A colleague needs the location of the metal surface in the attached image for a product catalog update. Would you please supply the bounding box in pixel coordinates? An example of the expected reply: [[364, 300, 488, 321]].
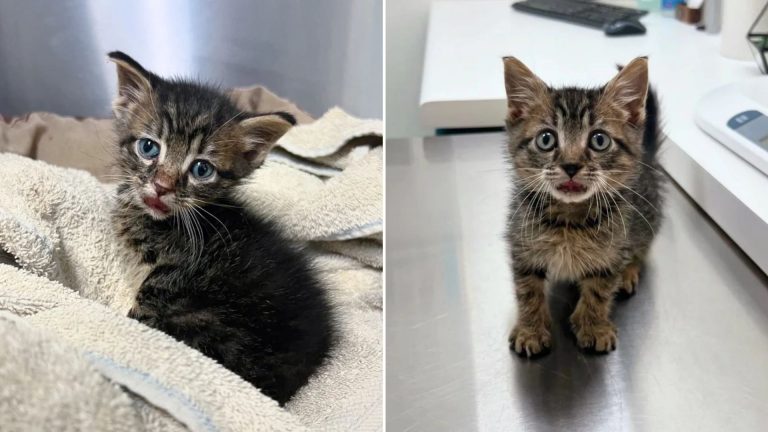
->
[[386, 134, 768, 432], [0, 0, 382, 119]]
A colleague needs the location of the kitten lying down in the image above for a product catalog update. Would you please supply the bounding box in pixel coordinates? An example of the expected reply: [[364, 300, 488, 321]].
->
[[107, 51, 334, 405], [503, 57, 664, 356]]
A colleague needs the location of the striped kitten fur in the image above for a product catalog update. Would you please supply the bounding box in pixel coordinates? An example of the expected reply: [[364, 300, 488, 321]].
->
[[503, 57, 664, 356], [108, 51, 334, 404]]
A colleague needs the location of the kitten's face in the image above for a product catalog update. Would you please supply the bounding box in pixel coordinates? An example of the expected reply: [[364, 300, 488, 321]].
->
[[108, 51, 294, 220], [503, 57, 649, 204]]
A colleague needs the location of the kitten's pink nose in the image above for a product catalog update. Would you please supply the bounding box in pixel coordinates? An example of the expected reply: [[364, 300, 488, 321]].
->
[[153, 176, 175, 196]]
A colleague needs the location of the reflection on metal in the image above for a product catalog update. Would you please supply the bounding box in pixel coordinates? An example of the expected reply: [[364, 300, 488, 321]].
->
[[0, 0, 382, 119], [387, 134, 768, 432]]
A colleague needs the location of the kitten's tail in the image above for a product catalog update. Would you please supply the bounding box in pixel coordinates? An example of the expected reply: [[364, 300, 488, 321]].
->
[[642, 86, 661, 161]]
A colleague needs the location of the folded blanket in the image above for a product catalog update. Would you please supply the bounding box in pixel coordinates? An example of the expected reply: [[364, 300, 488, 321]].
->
[[0, 310, 149, 432], [0, 105, 382, 430], [0, 265, 304, 432]]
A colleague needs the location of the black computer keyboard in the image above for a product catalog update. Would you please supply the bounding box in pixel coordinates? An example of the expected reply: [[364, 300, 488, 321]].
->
[[512, 0, 647, 29]]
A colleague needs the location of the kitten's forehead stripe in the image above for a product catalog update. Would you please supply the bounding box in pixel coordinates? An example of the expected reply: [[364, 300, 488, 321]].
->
[[160, 116, 168, 140], [187, 128, 209, 149], [161, 111, 174, 139], [181, 134, 205, 172]]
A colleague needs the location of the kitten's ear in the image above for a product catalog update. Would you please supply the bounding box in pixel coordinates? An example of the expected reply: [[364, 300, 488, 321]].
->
[[602, 56, 648, 125], [239, 112, 296, 167], [502, 56, 548, 119], [107, 51, 153, 112]]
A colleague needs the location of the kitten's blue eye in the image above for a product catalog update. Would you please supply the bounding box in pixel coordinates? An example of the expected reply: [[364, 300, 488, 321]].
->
[[190, 160, 215, 180], [535, 131, 557, 151], [589, 132, 612, 152], [136, 138, 160, 159]]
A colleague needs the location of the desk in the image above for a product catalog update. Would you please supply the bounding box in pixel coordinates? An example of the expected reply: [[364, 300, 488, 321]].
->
[[420, 1, 768, 274], [386, 134, 768, 431]]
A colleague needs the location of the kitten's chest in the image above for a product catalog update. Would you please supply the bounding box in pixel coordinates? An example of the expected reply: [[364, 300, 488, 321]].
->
[[523, 225, 619, 279], [111, 211, 168, 312], [113, 231, 153, 314]]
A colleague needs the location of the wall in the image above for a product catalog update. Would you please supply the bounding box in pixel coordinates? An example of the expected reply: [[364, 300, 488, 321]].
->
[[0, 0, 382, 119], [386, 0, 437, 139], [387, 0, 491, 139], [386, 0, 638, 139]]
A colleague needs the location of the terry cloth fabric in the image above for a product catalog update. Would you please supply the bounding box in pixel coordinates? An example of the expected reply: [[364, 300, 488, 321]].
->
[[0, 93, 381, 429], [0, 310, 161, 432], [0, 266, 305, 432]]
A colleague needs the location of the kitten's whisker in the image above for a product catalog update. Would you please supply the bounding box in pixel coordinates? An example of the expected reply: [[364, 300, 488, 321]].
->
[[184, 209, 196, 260], [509, 173, 546, 223], [524, 178, 548, 241], [508, 178, 544, 209], [510, 171, 546, 183], [191, 208, 206, 262], [211, 139, 249, 145], [601, 184, 618, 246], [189, 198, 243, 209], [179, 209, 192, 257], [603, 176, 660, 213], [596, 187, 612, 246], [195, 206, 233, 241], [517, 177, 544, 240], [594, 184, 604, 234], [602, 181, 656, 236], [189, 203, 232, 245], [209, 109, 246, 140], [189, 206, 224, 245], [182, 207, 203, 263], [635, 160, 666, 177], [599, 178, 627, 239]]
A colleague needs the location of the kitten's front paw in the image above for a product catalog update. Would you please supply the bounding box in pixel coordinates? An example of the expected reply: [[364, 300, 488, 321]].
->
[[509, 325, 551, 357], [572, 320, 617, 353], [127, 304, 155, 324]]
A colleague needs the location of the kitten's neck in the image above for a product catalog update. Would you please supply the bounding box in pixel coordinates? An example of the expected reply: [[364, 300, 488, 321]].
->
[[535, 193, 609, 226]]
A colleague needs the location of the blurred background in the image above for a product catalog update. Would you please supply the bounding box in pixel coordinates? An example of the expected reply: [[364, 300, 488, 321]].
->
[[0, 0, 382, 119]]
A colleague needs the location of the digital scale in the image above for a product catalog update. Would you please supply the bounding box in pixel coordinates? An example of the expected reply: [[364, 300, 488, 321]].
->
[[695, 77, 768, 176]]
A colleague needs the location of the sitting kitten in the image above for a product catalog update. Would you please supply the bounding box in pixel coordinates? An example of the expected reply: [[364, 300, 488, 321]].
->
[[108, 51, 334, 404], [503, 57, 663, 356]]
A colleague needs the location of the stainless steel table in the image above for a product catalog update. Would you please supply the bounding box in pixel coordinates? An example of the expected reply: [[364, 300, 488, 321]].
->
[[386, 134, 768, 432]]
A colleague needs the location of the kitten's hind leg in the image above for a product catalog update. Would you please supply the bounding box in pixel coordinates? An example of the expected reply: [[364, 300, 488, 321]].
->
[[571, 273, 618, 353], [617, 259, 642, 298], [509, 271, 552, 357]]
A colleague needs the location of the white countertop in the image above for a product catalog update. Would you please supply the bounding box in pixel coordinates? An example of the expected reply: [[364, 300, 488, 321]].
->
[[420, 0, 768, 274]]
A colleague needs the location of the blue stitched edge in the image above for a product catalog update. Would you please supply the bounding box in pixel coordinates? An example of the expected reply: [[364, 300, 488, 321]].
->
[[83, 352, 218, 432], [315, 219, 382, 241]]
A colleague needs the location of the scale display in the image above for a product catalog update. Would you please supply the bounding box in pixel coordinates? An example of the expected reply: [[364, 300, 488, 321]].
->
[[728, 110, 768, 151], [695, 80, 768, 178]]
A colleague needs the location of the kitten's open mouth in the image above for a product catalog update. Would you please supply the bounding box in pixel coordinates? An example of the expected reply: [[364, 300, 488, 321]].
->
[[556, 180, 587, 194], [142, 196, 170, 214]]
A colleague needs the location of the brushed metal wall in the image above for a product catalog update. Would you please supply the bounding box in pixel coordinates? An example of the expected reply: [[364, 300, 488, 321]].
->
[[0, 0, 382, 119]]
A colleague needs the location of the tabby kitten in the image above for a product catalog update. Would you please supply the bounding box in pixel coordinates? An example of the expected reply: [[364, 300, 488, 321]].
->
[[108, 51, 334, 404], [503, 57, 663, 356]]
